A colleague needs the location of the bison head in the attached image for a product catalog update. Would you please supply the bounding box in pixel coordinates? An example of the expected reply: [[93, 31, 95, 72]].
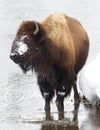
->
[[10, 21, 46, 73]]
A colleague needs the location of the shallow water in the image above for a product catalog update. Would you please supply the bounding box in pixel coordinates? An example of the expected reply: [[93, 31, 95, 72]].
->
[[0, 0, 100, 130]]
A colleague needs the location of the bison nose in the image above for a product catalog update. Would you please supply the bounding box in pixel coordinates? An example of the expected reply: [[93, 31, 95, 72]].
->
[[10, 52, 21, 64]]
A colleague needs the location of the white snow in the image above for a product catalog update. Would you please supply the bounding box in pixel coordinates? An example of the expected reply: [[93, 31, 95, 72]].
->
[[58, 92, 65, 96], [17, 42, 28, 55], [11, 35, 29, 56], [10, 52, 17, 57], [14, 35, 29, 55], [79, 53, 100, 105], [43, 92, 49, 97]]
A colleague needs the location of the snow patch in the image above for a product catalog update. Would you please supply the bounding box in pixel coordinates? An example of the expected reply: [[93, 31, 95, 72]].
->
[[79, 53, 100, 106], [43, 92, 49, 97], [58, 92, 65, 96], [17, 42, 28, 55]]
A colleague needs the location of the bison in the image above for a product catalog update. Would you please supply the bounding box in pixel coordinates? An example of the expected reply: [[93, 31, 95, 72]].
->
[[10, 13, 89, 112]]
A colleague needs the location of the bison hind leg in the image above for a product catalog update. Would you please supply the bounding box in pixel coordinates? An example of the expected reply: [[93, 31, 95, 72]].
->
[[73, 82, 81, 103]]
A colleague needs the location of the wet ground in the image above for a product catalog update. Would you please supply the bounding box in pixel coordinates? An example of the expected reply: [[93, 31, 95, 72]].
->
[[0, 0, 100, 130]]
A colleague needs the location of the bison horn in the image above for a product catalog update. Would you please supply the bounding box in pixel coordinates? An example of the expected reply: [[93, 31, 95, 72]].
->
[[34, 23, 39, 35]]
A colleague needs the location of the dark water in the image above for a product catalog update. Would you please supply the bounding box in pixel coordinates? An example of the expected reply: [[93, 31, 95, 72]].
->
[[0, 0, 100, 130]]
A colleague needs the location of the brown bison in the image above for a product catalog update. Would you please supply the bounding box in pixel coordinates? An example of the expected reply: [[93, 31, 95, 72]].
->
[[10, 13, 89, 112]]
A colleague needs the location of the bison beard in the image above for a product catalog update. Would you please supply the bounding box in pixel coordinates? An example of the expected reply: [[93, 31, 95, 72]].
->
[[18, 60, 32, 73], [10, 13, 89, 112], [19, 62, 32, 73]]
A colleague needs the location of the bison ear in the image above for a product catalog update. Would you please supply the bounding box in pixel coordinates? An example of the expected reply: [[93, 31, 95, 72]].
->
[[33, 22, 46, 43]]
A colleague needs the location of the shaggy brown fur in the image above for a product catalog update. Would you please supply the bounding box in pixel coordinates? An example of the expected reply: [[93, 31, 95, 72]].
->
[[41, 14, 89, 73], [10, 13, 89, 112]]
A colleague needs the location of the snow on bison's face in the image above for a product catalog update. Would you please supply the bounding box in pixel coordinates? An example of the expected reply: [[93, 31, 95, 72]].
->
[[10, 21, 44, 73]]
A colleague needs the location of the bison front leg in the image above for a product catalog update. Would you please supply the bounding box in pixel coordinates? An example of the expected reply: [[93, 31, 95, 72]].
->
[[56, 84, 65, 112], [56, 94, 64, 112], [38, 78, 54, 112]]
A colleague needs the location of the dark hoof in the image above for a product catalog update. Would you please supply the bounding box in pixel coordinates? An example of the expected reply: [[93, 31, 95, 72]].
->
[[45, 112, 53, 120], [58, 111, 64, 120]]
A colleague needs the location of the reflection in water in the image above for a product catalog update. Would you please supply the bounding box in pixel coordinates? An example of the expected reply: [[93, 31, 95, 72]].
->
[[41, 103, 80, 130], [40, 103, 100, 130], [80, 104, 100, 130]]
